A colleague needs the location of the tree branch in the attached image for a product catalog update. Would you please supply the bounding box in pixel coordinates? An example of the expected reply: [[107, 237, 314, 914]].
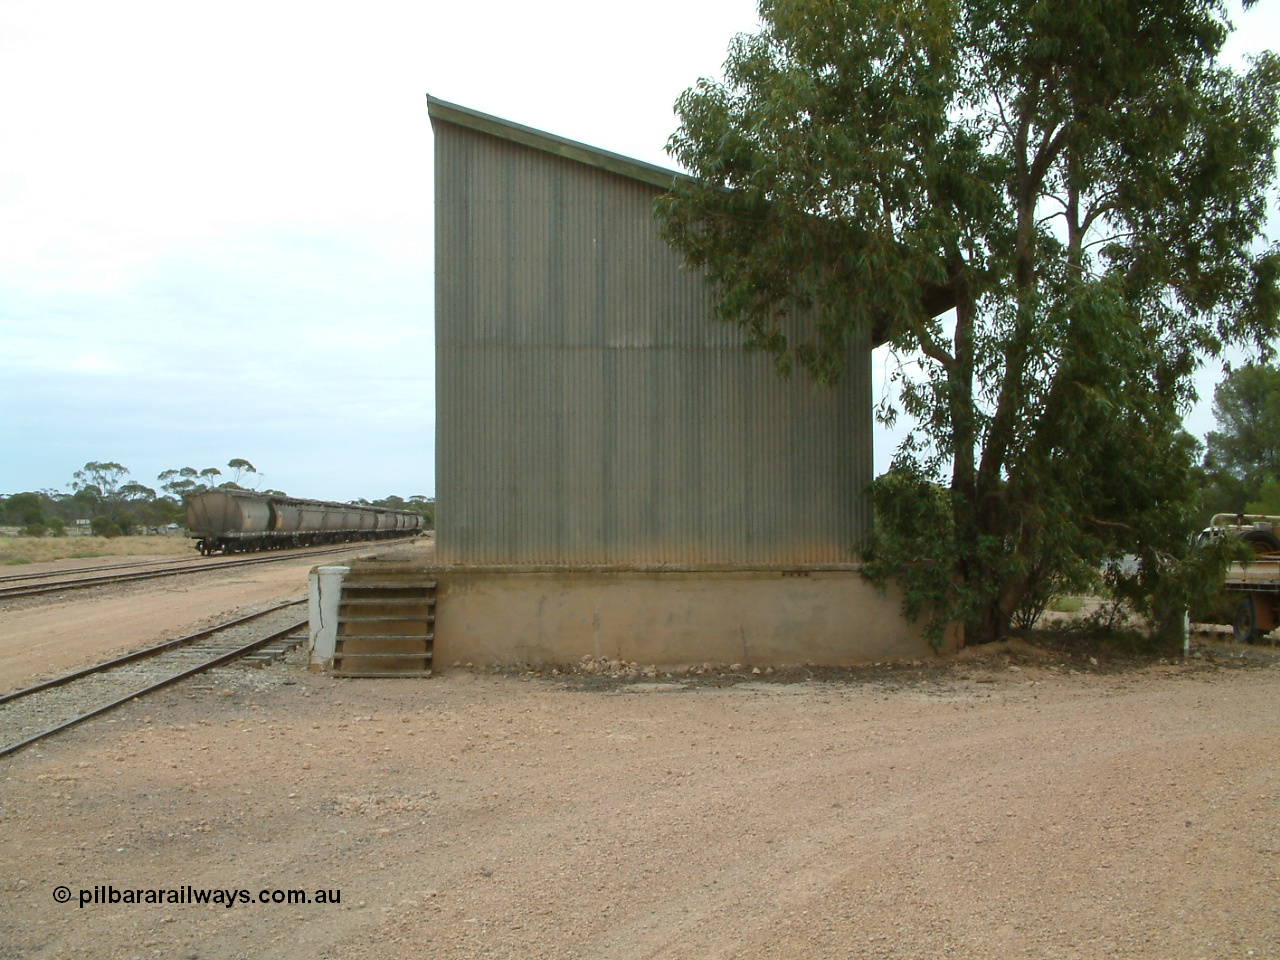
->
[[1080, 198, 1118, 236], [1082, 515, 1137, 532], [907, 314, 956, 367], [1027, 123, 1072, 199], [1083, 231, 1135, 251], [993, 87, 1016, 142]]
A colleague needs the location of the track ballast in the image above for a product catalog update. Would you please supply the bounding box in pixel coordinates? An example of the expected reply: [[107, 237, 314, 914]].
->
[[0, 601, 308, 758]]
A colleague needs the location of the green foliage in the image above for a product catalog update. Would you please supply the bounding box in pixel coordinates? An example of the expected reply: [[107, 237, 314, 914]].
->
[[1245, 479, 1280, 515], [70, 461, 135, 529], [660, 0, 1280, 642], [226, 459, 257, 485], [862, 466, 972, 649], [1205, 363, 1280, 482], [72, 462, 127, 500], [22, 521, 47, 538], [71, 485, 101, 507], [408, 495, 435, 529], [157, 467, 200, 502], [150, 497, 186, 526], [119, 482, 156, 501], [90, 516, 123, 538], [1108, 528, 1252, 641], [1200, 363, 1280, 517], [4, 491, 45, 526], [158, 459, 262, 506], [19, 458, 425, 539]]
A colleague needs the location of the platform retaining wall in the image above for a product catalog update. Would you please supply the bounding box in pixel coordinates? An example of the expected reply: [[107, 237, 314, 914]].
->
[[429, 566, 936, 668]]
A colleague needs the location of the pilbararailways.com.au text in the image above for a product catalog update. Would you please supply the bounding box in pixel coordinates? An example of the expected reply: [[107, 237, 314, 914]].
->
[[56, 885, 342, 908]]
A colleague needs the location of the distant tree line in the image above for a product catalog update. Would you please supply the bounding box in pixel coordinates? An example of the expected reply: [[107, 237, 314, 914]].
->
[[353, 495, 435, 529], [1198, 363, 1280, 521], [0, 459, 434, 537]]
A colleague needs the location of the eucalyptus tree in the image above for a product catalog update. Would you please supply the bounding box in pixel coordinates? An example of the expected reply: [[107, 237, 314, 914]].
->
[[71, 462, 128, 502], [226, 458, 258, 487], [157, 467, 201, 502], [659, 0, 1280, 642], [1205, 363, 1280, 487], [71, 462, 133, 530]]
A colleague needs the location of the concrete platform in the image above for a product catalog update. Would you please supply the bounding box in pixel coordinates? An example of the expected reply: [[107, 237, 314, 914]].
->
[[325, 561, 939, 668]]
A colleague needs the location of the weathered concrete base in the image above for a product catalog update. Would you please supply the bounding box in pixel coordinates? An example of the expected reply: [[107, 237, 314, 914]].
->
[[308, 565, 349, 671], [431, 565, 938, 667]]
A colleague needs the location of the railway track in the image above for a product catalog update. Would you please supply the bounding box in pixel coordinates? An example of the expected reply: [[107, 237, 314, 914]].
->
[[0, 601, 308, 758], [0, 551, 213, 584], [0, 542, 375, 601]]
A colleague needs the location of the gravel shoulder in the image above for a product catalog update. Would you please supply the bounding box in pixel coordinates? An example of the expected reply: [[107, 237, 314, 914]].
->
[[0, 562, 315, 696], [2, 642, 1278, 959]]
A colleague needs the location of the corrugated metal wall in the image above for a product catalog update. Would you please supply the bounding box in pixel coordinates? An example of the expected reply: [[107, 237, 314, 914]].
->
[[434, 118, 873, 565]]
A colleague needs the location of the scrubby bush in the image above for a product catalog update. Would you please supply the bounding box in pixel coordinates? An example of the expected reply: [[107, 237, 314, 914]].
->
[[4, 492, 46, 527], [91, 516, 123, 538], [22, 521, 46, 538]]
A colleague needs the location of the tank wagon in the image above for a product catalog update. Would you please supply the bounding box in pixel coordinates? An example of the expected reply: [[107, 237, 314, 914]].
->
[[187, 490, 423, 556]]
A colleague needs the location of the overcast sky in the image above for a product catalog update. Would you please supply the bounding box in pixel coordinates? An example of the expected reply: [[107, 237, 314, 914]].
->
[[1, 1, 1276, 501]]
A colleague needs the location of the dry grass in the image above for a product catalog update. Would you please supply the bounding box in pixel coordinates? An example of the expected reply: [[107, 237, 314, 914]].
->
[[1049, 595, 1085, 614], [0, 533, 195, 565]]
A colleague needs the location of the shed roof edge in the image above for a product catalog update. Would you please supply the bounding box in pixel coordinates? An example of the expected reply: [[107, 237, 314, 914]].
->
[[426, 94, 689, 192]]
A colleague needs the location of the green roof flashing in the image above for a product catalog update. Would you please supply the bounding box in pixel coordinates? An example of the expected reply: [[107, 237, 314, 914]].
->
[[426, 95, 689, 192]]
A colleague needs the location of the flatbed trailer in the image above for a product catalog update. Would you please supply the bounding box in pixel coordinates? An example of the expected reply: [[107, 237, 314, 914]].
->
[[1224, 559, 1280, 642], [1212, 514, 1280, 643]]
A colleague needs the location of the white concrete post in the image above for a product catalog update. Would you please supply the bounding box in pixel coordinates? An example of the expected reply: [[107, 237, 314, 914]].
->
[[308, 565, 349, 670]]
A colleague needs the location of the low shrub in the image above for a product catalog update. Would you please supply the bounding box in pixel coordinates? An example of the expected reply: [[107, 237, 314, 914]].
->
[[90, 516, 123, 538]]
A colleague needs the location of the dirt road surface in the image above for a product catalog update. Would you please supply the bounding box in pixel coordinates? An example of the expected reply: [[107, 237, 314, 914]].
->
[[2, 639, 1278, 959]]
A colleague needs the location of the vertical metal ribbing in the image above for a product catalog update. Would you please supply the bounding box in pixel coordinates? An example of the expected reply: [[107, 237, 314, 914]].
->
[[432, 116, 873, 566]]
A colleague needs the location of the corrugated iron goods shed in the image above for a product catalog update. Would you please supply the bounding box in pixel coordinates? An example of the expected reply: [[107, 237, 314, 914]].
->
[[429, 96, 874, 567]]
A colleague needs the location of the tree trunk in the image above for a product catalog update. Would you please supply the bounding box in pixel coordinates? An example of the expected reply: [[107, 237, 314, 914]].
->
[[950, 272, 979, 603]]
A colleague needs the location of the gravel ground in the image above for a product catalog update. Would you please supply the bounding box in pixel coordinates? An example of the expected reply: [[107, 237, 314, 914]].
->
[[0, 566, 314, 696], [0, 603, 307, 754], [2, 639, 1279, 960]]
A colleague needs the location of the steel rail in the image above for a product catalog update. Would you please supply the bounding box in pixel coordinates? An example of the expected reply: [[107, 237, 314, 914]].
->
[[0, 616, 309, 759], [0, 599, 306, 706], [0, 553, 209, 585], [0, 542, 374, 601]]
